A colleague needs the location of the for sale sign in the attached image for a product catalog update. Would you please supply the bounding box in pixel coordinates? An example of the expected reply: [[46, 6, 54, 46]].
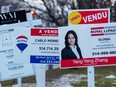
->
[[59, 23, 116, 69], [13, 27, 59, 64], [68, 9, 110, 25], [30, 28, 59, 64], [0, 26, 34, 80]]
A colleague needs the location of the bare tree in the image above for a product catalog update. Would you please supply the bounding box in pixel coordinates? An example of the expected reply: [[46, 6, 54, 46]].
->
[[1, 0, 115, 26]]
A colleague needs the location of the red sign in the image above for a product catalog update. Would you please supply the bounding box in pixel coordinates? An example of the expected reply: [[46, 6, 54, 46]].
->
[[61, 56, 116, 68], [31, 28, 58, 36], [68, 9, 110, 25]]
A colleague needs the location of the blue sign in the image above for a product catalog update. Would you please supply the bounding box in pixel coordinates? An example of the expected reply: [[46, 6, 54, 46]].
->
[[30, 55, 59, 64]]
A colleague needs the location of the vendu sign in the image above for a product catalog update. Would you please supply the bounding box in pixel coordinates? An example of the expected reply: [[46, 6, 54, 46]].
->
[[68, 8, 110, 25]]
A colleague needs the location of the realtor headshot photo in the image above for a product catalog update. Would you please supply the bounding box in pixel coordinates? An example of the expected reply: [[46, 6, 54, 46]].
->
[[61, 30, 83, 60]]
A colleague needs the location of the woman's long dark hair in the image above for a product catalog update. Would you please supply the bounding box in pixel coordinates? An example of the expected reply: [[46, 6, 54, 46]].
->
[[64, 30, 83, 58], [65, 30, 79, 48], [65, 30, 83, 58]]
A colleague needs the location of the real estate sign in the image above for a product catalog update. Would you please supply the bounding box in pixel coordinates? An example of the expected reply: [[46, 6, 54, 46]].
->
[[68, 8, 110, 25], [0, 26, 34, 80], [13, 27, 59, 64], [59, 23, 116, 69]]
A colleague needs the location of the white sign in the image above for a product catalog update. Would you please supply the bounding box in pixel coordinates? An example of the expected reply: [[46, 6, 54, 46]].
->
[[13, 27, 31, 64], [59, 23, 116, 68], [0, 14, 41, 80], [13, 27, 59, 64], [1, 6, 9, 13], [0, 26, 34, 80], [30, 27, 59, 64]]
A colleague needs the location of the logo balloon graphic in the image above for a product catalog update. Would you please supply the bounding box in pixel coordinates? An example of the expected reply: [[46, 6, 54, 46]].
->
[[16, 36, 28, 53]]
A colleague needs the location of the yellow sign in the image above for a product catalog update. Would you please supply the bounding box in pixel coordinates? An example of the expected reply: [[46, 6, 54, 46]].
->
[[68, 11, 82, 25]]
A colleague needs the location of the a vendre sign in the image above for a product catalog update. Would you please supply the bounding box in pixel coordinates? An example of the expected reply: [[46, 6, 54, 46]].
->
[[68, 8, 110, 25], [13, 27, 59, 64]]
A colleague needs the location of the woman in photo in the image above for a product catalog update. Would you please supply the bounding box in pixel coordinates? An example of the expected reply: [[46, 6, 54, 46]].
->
[[61, 30, 83, 60]]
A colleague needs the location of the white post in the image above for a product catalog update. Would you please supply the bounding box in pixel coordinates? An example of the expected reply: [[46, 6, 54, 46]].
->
[[0, 82, 2, 87], [26, 13, 33, 22], [26, 12, 46, 87], [0, 72, 2, 87], [35, 64, 46, 87], [16, 13, 33, 87], [18, 77, 22, 87], [87, 66, 95, 87]]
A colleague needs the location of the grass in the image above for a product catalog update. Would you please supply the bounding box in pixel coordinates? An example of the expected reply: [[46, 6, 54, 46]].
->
[[73, 78, 116, 87], [1, 66, 116, 87], [72, 66, 116, 87]]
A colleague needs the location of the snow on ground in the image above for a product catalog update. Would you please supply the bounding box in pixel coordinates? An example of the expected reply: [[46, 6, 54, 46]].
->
[[46, 74, 87, 87], [10, 74, 87, 87], [104, 75, 116, 79], [6, 74, 116, 87]]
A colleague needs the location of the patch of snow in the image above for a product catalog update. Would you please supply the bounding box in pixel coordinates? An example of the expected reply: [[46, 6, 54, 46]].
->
[[46, 74, 87, 87], [10, 74, 87, 87], [104, 75, 116, 79]]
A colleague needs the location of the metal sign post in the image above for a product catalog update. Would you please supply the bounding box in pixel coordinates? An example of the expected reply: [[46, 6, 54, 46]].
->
[[26, 13, 46, 87], [16, 13, 42, 87], [87, 66, 95, 87], [35, 64, 46, 87], [18, 77, 22, 87], [16, 13, 33, 87], [0, 82, 2, 87]]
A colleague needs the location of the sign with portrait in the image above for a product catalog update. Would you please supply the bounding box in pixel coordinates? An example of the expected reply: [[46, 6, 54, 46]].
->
[[68, 8, 110, 25], [13, 27, 59, 64], [59, 23, 116, 69]]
